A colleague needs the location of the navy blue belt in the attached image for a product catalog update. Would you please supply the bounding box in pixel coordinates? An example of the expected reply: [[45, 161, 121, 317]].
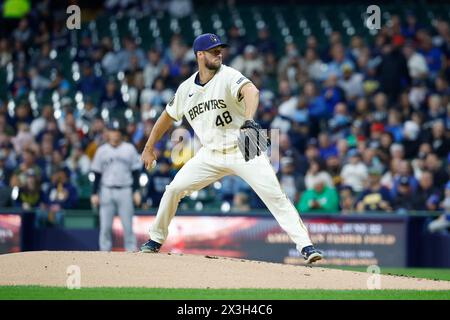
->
[[103, 185, 130, 189]]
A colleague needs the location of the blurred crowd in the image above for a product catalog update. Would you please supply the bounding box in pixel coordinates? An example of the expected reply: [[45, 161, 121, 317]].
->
[[0, 1, 449, 224]]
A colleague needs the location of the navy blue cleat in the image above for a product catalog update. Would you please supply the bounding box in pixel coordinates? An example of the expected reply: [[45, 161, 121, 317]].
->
[[301, 245, 323, 264], [140, 239, 162, 253]]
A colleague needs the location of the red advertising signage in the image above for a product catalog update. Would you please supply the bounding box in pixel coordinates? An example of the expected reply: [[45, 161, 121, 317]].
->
[[112, 215, 407, 267], [0, 214, 21, 254]]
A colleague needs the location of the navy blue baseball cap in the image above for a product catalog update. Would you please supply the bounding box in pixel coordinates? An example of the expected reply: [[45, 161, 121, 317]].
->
[[193, 33, 228, 54]]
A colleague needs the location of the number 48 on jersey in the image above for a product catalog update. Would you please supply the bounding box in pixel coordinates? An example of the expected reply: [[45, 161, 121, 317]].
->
[[215, 111, 232, 126]]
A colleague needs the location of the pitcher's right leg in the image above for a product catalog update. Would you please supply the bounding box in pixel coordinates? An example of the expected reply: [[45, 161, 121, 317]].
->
[[229, 154, 322, 263], [147, 148, 229, 246]]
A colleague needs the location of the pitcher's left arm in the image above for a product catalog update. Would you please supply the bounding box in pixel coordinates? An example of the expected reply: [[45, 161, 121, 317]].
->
[[240, 82, 260, 120]]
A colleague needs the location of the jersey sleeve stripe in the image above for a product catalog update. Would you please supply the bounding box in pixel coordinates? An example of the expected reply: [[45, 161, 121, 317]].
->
[[236, 80, 252, 102], [165, 108, 179, 121]]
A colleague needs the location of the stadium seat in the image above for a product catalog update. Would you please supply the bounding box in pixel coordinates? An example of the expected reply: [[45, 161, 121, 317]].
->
[[0, 67, 7, 100], [96, 15, 113, 40]]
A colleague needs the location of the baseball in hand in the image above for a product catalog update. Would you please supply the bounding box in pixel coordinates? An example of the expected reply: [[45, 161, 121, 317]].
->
[[151, 159, 157, 169]]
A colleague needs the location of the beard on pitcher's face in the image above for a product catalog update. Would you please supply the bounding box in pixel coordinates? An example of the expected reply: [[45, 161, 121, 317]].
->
[[204, 55, 221, 70]]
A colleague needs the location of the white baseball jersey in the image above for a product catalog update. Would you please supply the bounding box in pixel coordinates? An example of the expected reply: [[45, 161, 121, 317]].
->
[[165, 64, 251, 151], [91, 142, 142, 187]]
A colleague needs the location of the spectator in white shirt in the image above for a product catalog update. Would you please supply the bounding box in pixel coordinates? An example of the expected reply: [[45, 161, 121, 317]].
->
[[143, 49, 164, 88], [340, 149, 368, 193], [305, 157, 334, 190], [403, 42, 428, 80], [338, 64, 364, 102], [302, 48, 325, 82], [30, 105, 54, 137], [230, 45, 264, 78]]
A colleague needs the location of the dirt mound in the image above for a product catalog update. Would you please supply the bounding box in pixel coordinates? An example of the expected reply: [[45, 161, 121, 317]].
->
[[0, 251, 449, 290]]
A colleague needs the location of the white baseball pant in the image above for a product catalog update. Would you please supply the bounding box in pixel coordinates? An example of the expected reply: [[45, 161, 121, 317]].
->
[[149, 147, 313, 252]]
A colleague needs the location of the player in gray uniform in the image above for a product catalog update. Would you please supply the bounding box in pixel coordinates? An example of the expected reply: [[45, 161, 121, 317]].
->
[[90, 119, 142, 251]]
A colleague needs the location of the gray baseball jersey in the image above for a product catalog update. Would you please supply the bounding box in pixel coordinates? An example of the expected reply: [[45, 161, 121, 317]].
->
[[91, 142, 142, 187]]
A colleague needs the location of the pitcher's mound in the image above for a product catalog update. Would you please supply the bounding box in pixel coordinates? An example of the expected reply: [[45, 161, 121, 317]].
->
[[1, 251, 449, 290]]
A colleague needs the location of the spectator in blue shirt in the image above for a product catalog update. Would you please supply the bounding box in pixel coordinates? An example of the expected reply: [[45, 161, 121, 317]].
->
[[10, 102, 34, 130], [116, 36, 146, 72], [255, 27, 277, 55], [220, 175, 251, 204], [303, 81, 327, 136], [145, 157, 175, 208], [392, 174, 419, 198], [401, 12, 421, 39], [385, 109, 404, 142], [9, 68, 31, 99], [417, 30, 444, 78], [44, 167, 78, 211], [356, 166, 393, 212], [48, 69, 70, 97], [75, 32, 98, 64], [226, 25, 247, 61], [325, 43, 355, 79], [77, 62, 104, 96], [392, 176, 416, 212], [321, 74, 345, 115], [318, 132, 338, 160], [328, 102, 352, 138], [98, 79, 127, 112], [411, 170, 442, 211]]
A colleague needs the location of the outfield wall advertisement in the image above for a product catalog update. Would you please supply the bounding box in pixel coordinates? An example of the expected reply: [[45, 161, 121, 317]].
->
[[112, 215, 407, 267], [0, 214, 22, 254]]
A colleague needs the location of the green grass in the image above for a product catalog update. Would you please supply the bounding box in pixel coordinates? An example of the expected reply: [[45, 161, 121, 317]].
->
[[0, 286, 449, 300], [1, 268, 449, 300], [323, 267, 450, 282]]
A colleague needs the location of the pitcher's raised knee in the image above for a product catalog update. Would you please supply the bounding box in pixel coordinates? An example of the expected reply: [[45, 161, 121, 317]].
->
[[165, 183, 190, 199]]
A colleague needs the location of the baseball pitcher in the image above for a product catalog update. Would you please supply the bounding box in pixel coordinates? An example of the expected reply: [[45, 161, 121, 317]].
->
[[140, 33, 322, 263]]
